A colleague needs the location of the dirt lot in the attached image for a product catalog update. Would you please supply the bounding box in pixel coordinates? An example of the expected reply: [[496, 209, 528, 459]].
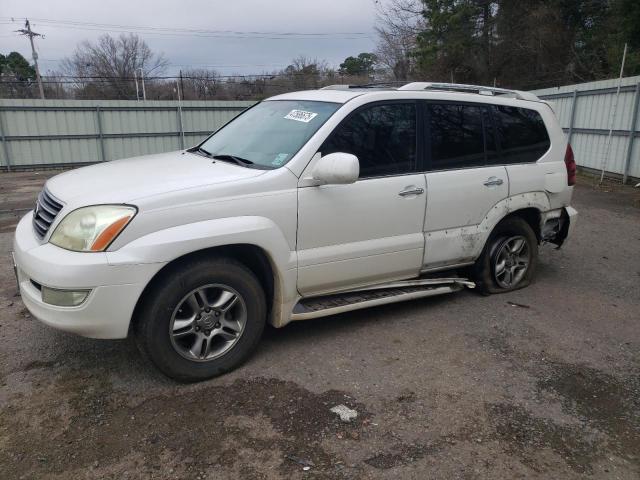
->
[[0, 171, 639, 479]]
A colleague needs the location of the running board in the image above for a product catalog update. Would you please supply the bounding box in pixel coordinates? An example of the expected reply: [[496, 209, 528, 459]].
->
[[291, 278, 474, 321]]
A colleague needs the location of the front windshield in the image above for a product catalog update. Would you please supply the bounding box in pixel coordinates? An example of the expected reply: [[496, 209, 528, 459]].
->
[[199, 100, 341, 169]]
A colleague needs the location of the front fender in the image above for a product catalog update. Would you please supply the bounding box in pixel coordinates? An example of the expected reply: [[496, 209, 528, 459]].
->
[[105, 215, 295, 271], [106, 215, 299, 328]]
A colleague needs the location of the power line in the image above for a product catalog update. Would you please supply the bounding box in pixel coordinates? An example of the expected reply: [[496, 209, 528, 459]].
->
[[0, 17, 373, 40], [0, 78, 302, 90], [166, 62, 290, 68], [37, 58, 291, 69], [1, 71, 364, 87], [14, 72, 357, 80], [28, 24, 369, 41]]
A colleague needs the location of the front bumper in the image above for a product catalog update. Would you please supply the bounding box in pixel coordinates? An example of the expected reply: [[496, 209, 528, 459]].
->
[[13, 212, 165, 339]]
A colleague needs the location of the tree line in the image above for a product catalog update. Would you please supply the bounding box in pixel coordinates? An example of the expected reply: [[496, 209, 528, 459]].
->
[[375, 0, 640, 89], [0, 41, 377, 100], [1, 0, 638, 99]]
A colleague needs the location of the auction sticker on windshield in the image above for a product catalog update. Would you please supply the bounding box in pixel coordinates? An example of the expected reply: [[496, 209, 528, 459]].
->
[[284, 110, 318, 123]]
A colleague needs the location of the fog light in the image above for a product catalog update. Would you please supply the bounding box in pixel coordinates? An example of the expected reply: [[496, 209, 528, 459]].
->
[[41, 286, 90, 307]]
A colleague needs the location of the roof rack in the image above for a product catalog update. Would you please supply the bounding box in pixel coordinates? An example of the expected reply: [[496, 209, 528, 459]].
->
[[397, 82, 540, 102]]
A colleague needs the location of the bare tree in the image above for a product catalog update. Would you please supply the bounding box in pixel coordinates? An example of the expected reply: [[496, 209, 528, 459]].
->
[[374, 0, 423, 80], [42, 69, 72, 99], [284, 56, 330, 89], [61, 33, 167, 99], [180, 69, 221, 100]]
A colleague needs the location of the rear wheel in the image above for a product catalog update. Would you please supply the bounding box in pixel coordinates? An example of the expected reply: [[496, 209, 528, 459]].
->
[[135, 257, 266, 382], [473, 217, 538, 294]]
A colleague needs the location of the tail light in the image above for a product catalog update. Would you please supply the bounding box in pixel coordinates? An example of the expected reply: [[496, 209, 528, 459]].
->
[[564, 143, 576, 186]]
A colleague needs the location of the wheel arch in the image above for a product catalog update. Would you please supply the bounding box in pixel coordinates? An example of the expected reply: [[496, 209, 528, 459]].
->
[[472, 207, 541, 294], [480, 193, 550, 246], [129, 243, 279, 336], [498, 207, 542, 243], [475, 206, 542, 263]]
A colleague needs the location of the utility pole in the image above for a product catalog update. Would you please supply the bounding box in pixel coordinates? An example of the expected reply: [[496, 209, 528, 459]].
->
[[134, 72, 140, 101], [180, 70, 185, 101], [139, 68, 146, 101], [134, 69, 146, 101], [176, 79, 185, 148], [16, 19, 45, 99]]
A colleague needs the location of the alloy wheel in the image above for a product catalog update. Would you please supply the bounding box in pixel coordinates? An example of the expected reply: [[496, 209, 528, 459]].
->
[[493, 235, 530, 289], [169, 284, 247, 362]]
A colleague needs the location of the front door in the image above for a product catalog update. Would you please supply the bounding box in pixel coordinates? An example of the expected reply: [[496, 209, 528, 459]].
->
[[297, 102, 426, 296]]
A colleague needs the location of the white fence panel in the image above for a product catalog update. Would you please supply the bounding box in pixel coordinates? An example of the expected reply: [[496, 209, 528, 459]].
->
[[2, 86, 639, 182], [0, 99, 254, 170], [532, 76, 640, 182]]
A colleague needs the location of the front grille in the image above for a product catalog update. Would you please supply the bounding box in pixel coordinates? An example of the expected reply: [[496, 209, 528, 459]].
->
[[32, 188, 64, 239]]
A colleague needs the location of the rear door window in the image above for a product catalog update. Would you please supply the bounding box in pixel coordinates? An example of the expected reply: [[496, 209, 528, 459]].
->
[[428, 103, 489, 170], [492, 106, 550, 163]]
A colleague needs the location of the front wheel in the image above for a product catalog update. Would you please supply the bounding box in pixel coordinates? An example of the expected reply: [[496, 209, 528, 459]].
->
[[134, 257, 266, 382], [473, 217, 538, 294]]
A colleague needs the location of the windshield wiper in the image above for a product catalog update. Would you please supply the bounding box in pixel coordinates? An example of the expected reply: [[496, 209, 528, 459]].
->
[[188, 146, 214, 158], [212, 154, 255, 167]]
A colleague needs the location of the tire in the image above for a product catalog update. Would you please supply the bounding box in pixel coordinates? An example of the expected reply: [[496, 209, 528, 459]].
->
[[134, 256, 266, 382], [472, 216, 538, 295]]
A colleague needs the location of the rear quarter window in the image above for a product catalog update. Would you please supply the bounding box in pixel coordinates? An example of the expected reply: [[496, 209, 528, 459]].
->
[[492, 106, 550, 164]]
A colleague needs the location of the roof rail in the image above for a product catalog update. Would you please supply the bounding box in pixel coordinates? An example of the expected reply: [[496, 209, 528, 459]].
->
[[398, 82, 540, 102], [320, 85, 352, 90], [321, 83, 401, 90]]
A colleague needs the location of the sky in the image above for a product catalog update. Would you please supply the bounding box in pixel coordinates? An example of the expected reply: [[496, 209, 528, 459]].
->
[[1, 0, 380, 77]]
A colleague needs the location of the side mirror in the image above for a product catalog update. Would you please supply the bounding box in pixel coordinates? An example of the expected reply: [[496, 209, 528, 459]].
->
[[311, 152, 359, 185]]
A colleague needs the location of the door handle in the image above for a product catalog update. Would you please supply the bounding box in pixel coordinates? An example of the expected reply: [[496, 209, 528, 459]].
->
[[398, 187, 425, 196], [483, 177, 504, 187]]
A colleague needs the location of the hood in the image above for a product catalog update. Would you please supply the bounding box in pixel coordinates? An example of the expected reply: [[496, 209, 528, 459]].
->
[[46, 151, 266, 205]]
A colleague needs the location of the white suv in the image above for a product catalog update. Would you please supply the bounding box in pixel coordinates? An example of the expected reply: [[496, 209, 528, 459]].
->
[[12, 82, 578, 381]]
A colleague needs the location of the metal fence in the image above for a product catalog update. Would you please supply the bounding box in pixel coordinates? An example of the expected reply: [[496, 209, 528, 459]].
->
[[532, 76, 640, 182], [0, 99, 255, 170], [2, 81, 639, 180]]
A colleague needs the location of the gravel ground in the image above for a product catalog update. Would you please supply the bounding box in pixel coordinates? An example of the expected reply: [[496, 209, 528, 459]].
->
[[0, 170, 639, 479]]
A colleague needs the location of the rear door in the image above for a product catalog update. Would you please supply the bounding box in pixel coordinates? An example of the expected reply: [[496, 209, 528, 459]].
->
[[423, 102, 508, 269]]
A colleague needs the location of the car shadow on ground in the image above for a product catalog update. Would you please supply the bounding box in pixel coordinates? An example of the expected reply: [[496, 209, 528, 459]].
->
[[10, 290, 460, 384]]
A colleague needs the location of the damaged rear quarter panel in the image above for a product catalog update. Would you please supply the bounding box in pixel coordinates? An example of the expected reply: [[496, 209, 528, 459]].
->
[[422, 192, 551, 270]]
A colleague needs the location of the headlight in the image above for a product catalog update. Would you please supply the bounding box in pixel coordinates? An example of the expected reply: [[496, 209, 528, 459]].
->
[[49, 205, 137, 252]]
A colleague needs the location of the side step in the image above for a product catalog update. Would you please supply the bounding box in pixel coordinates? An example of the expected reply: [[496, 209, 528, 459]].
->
[[291, 278, 474, 321]]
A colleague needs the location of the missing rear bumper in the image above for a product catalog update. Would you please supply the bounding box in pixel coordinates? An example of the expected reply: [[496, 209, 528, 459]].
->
[[542, 206, 577, 249]]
